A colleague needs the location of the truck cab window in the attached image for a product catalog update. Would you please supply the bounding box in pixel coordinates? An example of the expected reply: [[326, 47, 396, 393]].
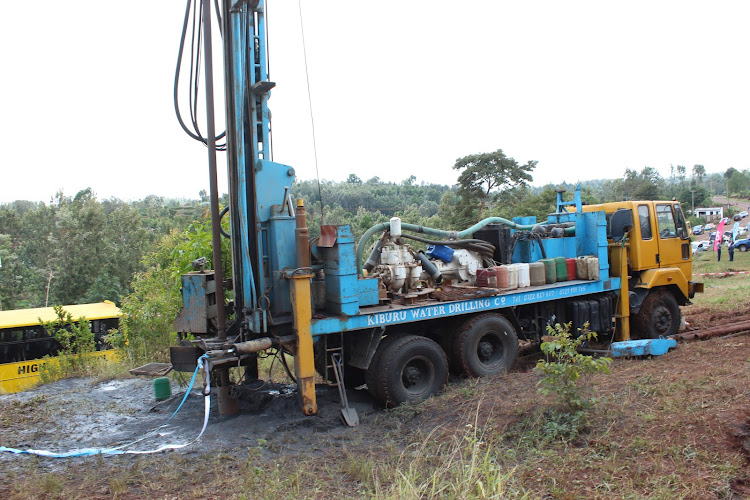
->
[[638, 205, 652, 239], [673, 203, 688, 239], [656, 204, 677, 238]]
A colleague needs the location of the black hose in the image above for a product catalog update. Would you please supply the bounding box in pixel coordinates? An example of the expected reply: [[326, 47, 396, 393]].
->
[[219, 206, 230, 238], [398, 233, 496, 259], [174, 0, 227, 148], [279, 349, 297, 384]]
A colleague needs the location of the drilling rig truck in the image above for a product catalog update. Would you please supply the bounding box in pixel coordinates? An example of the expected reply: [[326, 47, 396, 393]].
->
[[169, 0, 703, 417]]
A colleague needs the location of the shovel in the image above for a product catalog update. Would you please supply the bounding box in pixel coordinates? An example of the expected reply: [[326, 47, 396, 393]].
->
[[331, 352, 359, 427]]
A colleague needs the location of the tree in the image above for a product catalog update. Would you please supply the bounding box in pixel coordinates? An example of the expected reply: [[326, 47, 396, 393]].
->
[[676, 165, 687, 185], [453, 149, 536, 219], [692, 164, 706, 183], [727, 169, 750, 196], [346, 174, 362, 184]]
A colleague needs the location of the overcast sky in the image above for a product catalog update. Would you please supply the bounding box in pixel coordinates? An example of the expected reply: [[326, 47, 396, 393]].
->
[[2, 1, 749, 204]]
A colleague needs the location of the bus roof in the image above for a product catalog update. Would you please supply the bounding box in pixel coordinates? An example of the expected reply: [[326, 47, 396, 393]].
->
[[0, 301, 122, 329]]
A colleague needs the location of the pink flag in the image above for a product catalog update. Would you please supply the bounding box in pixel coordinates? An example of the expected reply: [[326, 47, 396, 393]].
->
[[714, 219, 726, 251]]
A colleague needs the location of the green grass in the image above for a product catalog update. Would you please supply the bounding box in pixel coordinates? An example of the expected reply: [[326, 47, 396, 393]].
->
[[690, 248, 750, 313]]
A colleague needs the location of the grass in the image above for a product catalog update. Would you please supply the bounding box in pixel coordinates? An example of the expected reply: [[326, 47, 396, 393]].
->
[[689, 247, 750, 316]]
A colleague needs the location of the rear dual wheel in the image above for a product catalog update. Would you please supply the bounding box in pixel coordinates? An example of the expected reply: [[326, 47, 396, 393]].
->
[[366, 334, 448, 407], [453, 314, 519, 378]]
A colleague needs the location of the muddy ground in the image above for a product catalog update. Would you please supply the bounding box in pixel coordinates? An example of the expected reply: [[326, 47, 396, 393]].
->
[[0, 372, 381, 462]]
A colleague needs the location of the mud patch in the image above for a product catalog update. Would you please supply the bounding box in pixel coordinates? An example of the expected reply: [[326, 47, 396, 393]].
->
[[0, 375, 379, 471]]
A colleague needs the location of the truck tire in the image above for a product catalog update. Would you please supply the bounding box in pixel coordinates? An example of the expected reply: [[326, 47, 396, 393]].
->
[[632, 291, 680, 339], [366, 334, 448, 407], [738, 243, 748, 252], [454, 314, 519, 377]]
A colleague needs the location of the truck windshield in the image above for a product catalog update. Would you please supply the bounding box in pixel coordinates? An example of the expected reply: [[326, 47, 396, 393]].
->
[[656, 204, 678, 238]]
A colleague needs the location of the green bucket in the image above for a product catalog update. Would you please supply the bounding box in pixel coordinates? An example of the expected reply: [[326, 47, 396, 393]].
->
[[154, 377, 172, 401]]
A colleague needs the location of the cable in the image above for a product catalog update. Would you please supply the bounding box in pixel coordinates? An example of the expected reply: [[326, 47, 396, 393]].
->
[[297, 0, 324, 223], [279, 349, 297, 384], [174, 0, 227, 149]]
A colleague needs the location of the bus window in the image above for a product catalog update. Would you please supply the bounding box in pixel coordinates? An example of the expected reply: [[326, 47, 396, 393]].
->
[[656, 204, 678, 238]]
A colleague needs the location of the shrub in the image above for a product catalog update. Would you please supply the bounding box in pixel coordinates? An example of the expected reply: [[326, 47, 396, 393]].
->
[[535, 322, 612, 411]]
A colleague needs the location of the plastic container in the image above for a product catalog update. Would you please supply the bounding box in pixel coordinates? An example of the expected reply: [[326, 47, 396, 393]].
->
[[476, 268, 489, 287], [529, 262, 545, 286], [554, 256, 568, 282], [576, 256, 589, 280], [540, 259, 556, 284], [586, 256, 599, 280], [494, 265, 510, 288], [154, 377, 172, 401], [517, 263, 530, 288], [487, 268, 498, 288], [507, 264, 519, 289], [389, 216, 402, 237], [566, 258, 577, 281], [426, 244, 454, 263]]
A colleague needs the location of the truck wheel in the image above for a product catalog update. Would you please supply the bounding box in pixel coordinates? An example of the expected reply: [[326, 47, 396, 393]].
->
[[454, 314, 519, 377], [632, 291, 680, 339], [738, 244, 748, 252], [366, 335, 448, 407]]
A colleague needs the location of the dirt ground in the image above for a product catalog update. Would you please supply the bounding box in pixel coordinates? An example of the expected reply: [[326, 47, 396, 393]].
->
[[1, 304, 749, 498]]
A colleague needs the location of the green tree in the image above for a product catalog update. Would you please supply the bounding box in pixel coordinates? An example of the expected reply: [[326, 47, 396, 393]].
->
[[692, 164, 706, 183], [453, 150, 536, 219], [47, 189, 107, 305], [727, 169, 750, 197]]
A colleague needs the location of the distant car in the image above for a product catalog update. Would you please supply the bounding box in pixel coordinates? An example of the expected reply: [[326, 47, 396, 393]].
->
[[720, 217, 730, 224], [691, 241, 708, 254], [733, 238, 750, 252], [692, 225, 703, 235], [705, 223, 715, 231], [740, 211, 749, 218], [740, 226, 749, 236], [734, 214, 742, 221]]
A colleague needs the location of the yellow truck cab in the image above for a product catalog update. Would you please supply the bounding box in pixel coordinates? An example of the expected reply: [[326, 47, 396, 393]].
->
[[582, 200, 703, 339]]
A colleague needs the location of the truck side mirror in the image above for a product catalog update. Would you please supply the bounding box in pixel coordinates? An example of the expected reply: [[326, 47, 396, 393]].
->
[[609, 209, 633, 242]]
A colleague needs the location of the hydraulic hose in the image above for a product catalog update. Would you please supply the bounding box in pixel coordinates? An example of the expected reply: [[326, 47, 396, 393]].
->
[[355, 217, 575, 275]]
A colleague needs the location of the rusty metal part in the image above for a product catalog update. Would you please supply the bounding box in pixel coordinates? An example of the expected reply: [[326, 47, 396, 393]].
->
[[431, 286, 498, 302], [671, 320, 750, 342], [295, 199, 311, 267], [169, 345, 201, 372], [202, 0, 226, 339], [233, 337, 273, 354], [216, 368, 238, 415], [401, 294, 417, 305], [129, 363, 173, 377]]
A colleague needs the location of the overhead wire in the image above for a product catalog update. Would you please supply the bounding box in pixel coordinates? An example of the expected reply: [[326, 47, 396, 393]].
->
[[297, 0, 325, 223]]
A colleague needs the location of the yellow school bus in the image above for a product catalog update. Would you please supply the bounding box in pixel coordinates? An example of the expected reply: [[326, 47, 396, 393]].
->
[[0, 301, 121, 394]]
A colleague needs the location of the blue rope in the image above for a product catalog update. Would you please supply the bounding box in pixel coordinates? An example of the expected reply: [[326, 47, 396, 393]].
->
[[0, 354, 210, 458]]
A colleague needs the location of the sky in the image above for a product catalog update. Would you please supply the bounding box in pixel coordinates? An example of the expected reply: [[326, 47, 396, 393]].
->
[[2, 1, 749, 204]]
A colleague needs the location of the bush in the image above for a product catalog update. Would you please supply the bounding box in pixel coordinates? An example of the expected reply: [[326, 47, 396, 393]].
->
[[38, 305, 98, 383], [535, 322, 612, 411]]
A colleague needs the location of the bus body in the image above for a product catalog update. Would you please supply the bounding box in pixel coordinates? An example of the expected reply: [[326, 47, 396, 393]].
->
[[0, 301, 121, 394]]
